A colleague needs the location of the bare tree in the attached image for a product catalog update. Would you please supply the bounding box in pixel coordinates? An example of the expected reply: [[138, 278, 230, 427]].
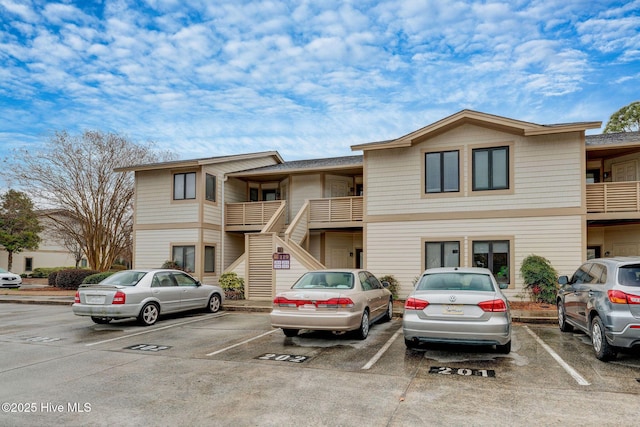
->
[[9, 131, 175, 271]]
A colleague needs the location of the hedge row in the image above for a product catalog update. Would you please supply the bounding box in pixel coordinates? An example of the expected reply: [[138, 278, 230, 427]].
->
[[49, 269, 100, 290]]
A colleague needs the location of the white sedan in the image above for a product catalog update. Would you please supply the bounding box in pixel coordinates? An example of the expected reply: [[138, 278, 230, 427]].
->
[[72, 269, 224, 325], [0, 268, 22, 288]]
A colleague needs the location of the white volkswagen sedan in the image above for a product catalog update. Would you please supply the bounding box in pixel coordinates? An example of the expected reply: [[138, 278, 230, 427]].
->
[[72, 269, 224, 325]]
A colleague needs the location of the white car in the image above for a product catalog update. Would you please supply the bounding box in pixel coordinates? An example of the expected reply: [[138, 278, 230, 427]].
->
[[0, 268, 22, 288], [72, 269, 224, 325]]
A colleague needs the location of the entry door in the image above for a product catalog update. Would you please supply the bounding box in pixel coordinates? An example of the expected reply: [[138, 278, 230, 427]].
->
[[329, 180, 349, 197], [329, 248, 351, 268], [613, 243, 639, 256], [612, 161, 637, 182]]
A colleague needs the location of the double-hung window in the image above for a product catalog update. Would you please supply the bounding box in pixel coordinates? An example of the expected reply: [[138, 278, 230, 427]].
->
[[425, 150, 459, 193], [472, 146, 509, 191], [174, 172, 196, 200], [172, 245, 195, 273]]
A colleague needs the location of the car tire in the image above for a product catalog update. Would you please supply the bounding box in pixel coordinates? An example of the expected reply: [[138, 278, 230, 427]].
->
[[282, 329, 298, 337], [138, 302, 160, 326], [404, 338, 418, 349], [355, 310, 369, 340], [496, 340, 511, 354], [557, 300, 573, 332], [206, 293, 222, 313], [382, 299, 393, 322], [91, 316, 111, 324], [591, 315, 617, 361]]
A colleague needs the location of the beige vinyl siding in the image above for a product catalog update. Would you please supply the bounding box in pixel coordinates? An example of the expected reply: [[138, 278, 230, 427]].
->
[[290, 174, 322, 218], [365, 216, 583, 299], [136, 170, 199, 224], [274, 254, 313, 294], [365, 124, 583, 216], [135, 229, 199, 270], [224, 233, 246, 270]]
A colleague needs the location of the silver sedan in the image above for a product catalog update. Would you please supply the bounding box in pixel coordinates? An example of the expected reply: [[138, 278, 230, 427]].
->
[[403, 267, 512, 353], [72, 269, 224, 325]]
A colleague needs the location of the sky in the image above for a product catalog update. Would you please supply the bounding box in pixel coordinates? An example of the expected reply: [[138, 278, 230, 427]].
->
[[1, 0, 639, 189]]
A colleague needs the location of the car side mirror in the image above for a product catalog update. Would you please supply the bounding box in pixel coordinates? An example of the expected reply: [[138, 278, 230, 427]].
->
[[196, 281, 202, 287], [498, 283, 508, 290], [558, 276, 569, 285], [381, 281, 390, 288]]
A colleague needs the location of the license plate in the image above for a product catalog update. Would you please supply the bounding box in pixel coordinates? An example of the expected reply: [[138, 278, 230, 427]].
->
[[443, 304, 463, 315], [300, 304, 316, 310], [86, 295, 106, 305]]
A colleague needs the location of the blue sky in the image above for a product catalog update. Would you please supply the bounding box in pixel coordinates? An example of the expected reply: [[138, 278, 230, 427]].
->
[[1, 0, 639, 189]]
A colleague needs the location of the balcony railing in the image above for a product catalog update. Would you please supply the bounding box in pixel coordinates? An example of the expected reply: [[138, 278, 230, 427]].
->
[[225, 200, 284, 227], [587, 182, 640, 213], [309, 196, 363, 223]]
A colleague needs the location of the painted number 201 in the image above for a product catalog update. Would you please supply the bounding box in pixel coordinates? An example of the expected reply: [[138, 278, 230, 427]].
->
[[429, 366, 495, 377]]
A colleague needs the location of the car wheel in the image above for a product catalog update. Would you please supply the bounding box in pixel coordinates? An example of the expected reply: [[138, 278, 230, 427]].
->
[[282, 329, 298, 337], [91, 316, 111, 324], [382, 299, 393, 322], [496, 340, 511, 354], [355, 310, 369, 340], [206, 293, 222, 313], [591, 316, 617, 361], [138, 303, 160, 326], [557, 300, 573, 332]]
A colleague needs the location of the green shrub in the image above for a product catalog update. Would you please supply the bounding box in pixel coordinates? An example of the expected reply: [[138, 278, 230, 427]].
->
[[109, 264, 127, 271], [520, 255, 558, 304], [218, 272, 245, 300], [378, 274, 400, 299], [161, 260, 185, 271], [48, 271, 59, 287], [55, 269, 100, 290], [82, 271, 116, 284]]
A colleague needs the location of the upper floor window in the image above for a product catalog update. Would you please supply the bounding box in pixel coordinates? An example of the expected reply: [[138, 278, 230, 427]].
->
[[425, 150, 459, 193], [472, 147, 509, 191], [206, 174, 216, 202], [174, 172, 196, 200]]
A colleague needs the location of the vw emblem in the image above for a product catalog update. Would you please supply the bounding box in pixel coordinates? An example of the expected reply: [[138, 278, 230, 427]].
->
[[449, 295, 457, 302]]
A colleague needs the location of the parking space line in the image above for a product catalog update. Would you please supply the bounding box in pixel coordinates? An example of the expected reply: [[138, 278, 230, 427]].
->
[[361, 327, 403, 370], [85, 313, 229, 347], [523, 326, 590, 386], [206, 329, 280, 356]]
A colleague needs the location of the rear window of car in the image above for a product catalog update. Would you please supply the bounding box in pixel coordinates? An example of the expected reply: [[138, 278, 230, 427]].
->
[[292, 272, 354, 289], [617, 265, 640, 287], [100, 271, 147, 286], [416, 273, 494, 291]]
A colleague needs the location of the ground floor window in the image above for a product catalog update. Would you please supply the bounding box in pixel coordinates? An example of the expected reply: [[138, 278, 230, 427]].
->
[[425, 241, 460, 269], [173, 245, 195, 273], [473, 240, 509, 283], [205, 246, 215, 273], [24, 257, 33, 272]]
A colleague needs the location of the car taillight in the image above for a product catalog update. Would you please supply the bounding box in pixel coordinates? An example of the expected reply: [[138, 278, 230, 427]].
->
[[478, 299, 507, 312], [317, 298, 354, 308], [608, 290, 640, 304], [273, 296, 354, 308], [112, 291, 126, 305], [74, 291, 80, 304], [405, 297, 429, 310]]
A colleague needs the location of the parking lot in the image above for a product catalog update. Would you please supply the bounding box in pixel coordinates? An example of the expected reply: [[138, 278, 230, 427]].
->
[[1, 303, 639, 426]]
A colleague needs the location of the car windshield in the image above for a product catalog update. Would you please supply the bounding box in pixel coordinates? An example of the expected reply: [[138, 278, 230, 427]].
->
[[0, 268, 9, 273], [416, 273, 494, 291], [617, 265, 640, 287], [292, 272, 354, 289], [99, 270, 147, 287]]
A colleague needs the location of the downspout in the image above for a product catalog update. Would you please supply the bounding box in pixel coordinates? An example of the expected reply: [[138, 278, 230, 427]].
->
[[221, 175, 227, 273]]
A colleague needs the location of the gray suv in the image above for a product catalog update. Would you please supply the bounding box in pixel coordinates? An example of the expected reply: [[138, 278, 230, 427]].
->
[[557, 257, 640, 361]]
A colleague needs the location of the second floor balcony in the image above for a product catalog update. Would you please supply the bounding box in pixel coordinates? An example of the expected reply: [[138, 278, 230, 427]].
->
[[225, 196, 364, 231], [587, 181, 640, 219]]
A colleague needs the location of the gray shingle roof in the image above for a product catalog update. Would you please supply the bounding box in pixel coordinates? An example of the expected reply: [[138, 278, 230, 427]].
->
[[231, 155, 363, 174], [586, 131, 640, 146]]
